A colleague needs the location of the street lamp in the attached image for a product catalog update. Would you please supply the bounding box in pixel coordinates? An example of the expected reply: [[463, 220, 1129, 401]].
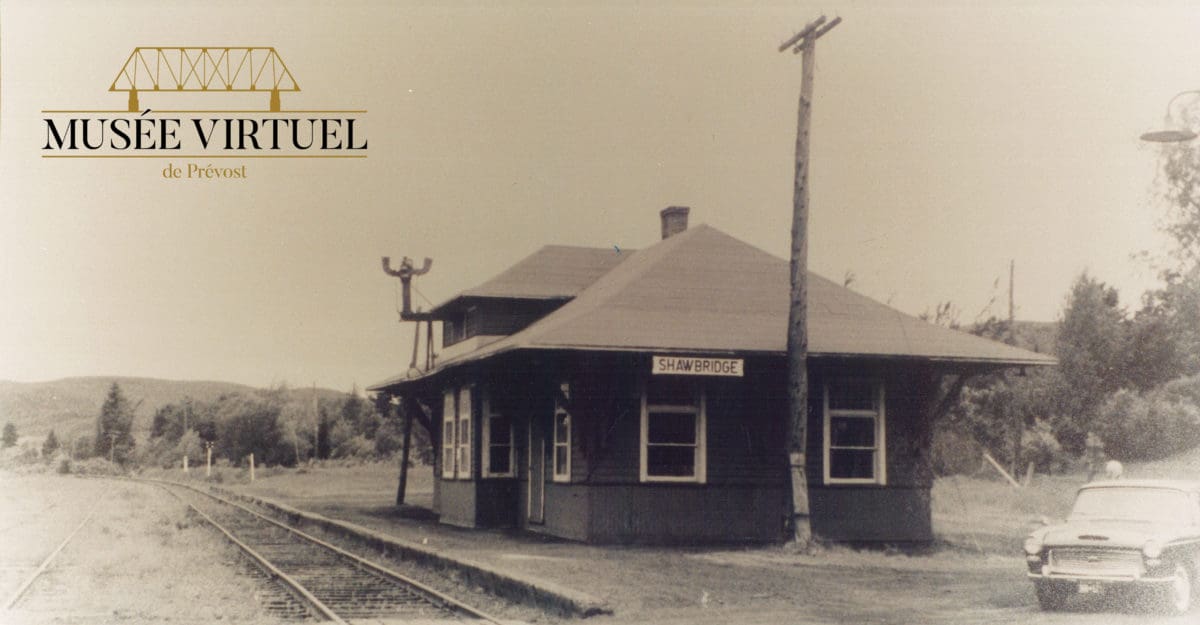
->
[[1141, 90, 1200, 143]]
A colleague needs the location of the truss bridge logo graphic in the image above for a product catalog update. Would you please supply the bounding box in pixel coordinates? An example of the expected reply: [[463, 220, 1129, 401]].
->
[[42, 45, 369, 168], [111, 47, 300, 113]]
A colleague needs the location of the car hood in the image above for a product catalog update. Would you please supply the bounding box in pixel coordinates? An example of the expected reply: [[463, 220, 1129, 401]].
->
[[1039, 519, 1187, 550]]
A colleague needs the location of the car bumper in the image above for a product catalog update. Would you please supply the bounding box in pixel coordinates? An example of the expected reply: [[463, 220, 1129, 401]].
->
[[1027, 572, 1176, 585]]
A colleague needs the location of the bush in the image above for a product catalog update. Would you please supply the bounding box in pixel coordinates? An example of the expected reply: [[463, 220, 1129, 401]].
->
[[1098, 375, 1200, 460], [332, 434, 374, 460], [1021, 419, 1067, 474], [931, 428, 982, 476], [2, 422, 17, 448], [373, 419, 406, 457], [57, 458, 71, 474], [71, 457, 125, 476]]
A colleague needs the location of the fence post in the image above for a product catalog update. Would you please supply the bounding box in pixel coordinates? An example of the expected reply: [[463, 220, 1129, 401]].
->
[[249, 453, 255, 482]]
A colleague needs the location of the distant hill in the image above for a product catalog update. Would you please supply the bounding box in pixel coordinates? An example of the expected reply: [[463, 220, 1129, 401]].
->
[[0, 377, 344, 441]]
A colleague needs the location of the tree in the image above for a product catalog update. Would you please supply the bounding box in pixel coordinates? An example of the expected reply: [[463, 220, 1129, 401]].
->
[[1144, 123, 1200, 380], [176, 430, 204, 465], [213, 393, 291, 466], [341, 386, 381, 439], [149, 397, 214, 444], [1135, 266, 1200, 380], [1053, 273, 1127, 452], [1157, 131, 1200, 267], [94, 382, 136, 463], [73, 435, 94, 459], [1, 422, 17, 448], [42, 429, 60, 457]]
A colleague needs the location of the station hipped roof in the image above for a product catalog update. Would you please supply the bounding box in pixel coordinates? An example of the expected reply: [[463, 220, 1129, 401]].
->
[[370, 224, 1054, 392], [430, 245, 633, 315]]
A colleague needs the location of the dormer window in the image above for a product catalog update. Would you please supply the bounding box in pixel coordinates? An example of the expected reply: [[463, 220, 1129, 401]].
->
[[442, 315, 467, 347]]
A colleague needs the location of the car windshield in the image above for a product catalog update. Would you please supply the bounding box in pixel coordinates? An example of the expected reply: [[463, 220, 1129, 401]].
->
[[1069, 487, 1193, 524]]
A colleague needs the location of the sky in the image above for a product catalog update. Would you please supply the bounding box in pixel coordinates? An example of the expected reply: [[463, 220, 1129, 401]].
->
[[0, 0, 1196, 390]]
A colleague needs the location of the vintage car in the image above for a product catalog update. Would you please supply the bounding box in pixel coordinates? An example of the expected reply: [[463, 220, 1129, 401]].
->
[[1024, 479, 1200, 614]]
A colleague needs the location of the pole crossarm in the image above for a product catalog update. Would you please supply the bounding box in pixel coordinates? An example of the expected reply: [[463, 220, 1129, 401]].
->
[[779, 16, 841, 54], [778, 16, 826, 52], [109, 47, 300, 94]]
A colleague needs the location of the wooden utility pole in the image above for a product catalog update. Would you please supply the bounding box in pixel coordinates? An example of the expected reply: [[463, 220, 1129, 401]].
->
[[779, 15, 841, 545], [1008, 260, 1015, 341], [1008, 259, 1020, 477]]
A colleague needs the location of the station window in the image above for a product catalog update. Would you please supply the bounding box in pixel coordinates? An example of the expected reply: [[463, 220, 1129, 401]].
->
[[552, 383, 571, 482], [441, 390, 456, 479], [481, 393, 514, 478], [456, 387, 472, 479], [441, 387, 473, 480], [640, 377, 706, 483], [823, 377, 886, 485]]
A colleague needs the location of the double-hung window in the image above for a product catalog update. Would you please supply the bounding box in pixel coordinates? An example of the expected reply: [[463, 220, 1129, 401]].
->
[[456, 387, 472, 479], [441, 386, 473, 480], [640, 377, 706, 483], [823, 377, 886, 485], [552, 383, 571, 482], [481, 394, 514, 478], [441, 390, 456, 479]]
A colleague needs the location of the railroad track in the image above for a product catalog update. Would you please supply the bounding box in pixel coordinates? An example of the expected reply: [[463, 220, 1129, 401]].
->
[[158, 481, 505, 624]]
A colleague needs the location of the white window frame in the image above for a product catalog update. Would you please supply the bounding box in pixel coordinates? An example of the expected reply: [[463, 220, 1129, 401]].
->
[[456, 386, 472, 480], [552, 383, 571, 483], [822, 377, 887, 486], [639, 380, 707, 484], [441, 389, 456, 479], [480, 393, 515, 478]]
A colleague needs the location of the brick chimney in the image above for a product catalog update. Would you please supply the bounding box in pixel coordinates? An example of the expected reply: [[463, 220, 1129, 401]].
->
[[660, 206, 690, 239]]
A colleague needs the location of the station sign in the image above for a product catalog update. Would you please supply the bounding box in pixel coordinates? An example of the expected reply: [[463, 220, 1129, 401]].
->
[[652, 356, 744, 377]]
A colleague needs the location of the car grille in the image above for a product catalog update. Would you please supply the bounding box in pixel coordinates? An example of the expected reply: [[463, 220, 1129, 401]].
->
[[1047, 548, 1143, 577]]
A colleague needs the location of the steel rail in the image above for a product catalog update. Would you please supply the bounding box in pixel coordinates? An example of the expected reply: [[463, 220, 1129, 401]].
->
[[4, 486, 109, 610], [157, 479, 506, 624], [155, 484, 346, 624]]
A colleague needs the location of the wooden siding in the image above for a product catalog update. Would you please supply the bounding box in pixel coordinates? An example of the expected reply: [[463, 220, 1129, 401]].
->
[[804, 360, 939, 542], [442, 299, 566, 348], [587, 484, 786, 543], [475, 480, 518, 527], [438, 479, 477, 528], [540, 484, 589, 541], [478, 299, 563, 336], [524, 352, 789, 543], [424, 351, 944, 544], [809, 487, 932, 542], [571, 353, 788, 488]]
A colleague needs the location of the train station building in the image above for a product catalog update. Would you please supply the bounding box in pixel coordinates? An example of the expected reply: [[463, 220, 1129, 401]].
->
[[369, 208, 1053, 544]]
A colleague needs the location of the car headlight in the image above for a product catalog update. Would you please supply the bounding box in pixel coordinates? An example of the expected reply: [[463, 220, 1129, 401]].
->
[[1143, 540, 1164, 559], [1023, 535, 1043, 556]]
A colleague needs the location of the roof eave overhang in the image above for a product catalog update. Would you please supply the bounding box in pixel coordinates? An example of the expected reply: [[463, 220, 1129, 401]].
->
[[368, 344, 1055, 394], [428, 294, 573, 317]]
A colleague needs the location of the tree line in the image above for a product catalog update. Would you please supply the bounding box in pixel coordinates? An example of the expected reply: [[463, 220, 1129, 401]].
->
[[45, 382, 432, 469], [936, 132, 1200, 474]]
